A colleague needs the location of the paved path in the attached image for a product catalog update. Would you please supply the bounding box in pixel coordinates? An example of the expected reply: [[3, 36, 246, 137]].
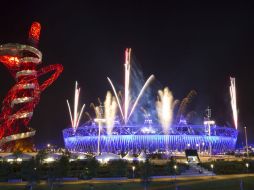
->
[[0, 174, 253, 186]]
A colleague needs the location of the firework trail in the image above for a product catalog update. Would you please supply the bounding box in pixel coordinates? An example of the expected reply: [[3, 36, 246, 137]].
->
[[94, 106, 103, 122], [107, 77, 124, 119], [156, 87, 174, 135], [98, 97, 102, 105], [104, 91, 117, 135], [141, 107, 148, 115], [127, 75, 155, 122], [185, 111, 197, 123], [84, 112, 92, 122], [124, 48, 131, 124], [176, 90, 197, 122], [230, 77, 238, 129], [107, 48, 154, 124], [67, 81, 85, 133]]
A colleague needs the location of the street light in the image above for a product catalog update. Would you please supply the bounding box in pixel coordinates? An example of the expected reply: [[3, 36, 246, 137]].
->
[[94, 118, 106, 155], [132, 166, 135, 179], [202, 142, 205, 155], [210, 164, 214, 178], [196, 143, 200, 154], [245, 163, 249, 174], [173, 165, 177, 182]]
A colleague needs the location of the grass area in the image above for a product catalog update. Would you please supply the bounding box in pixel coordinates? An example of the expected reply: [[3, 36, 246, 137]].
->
[[0, 176, 254, 190]]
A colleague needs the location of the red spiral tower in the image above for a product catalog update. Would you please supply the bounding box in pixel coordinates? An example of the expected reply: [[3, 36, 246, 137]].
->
[[0, 22, 63, 152]]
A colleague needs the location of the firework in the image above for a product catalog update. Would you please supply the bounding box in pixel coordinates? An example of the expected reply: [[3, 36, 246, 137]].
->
[[230, 77, 238, 129], [156, 87, 174, 135], [107, 77, 124, 119], [127, 75, 155, 122], [67, 81, 85, 133], [124, 48, 131, 124], [104, 91, 117, 135], [107, 48, 154, 124], [176, 90, 197, 123]]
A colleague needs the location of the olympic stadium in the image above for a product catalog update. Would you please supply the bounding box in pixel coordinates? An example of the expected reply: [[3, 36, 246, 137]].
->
[[62, 49, 239, 155], [63, 122, 238, 154]]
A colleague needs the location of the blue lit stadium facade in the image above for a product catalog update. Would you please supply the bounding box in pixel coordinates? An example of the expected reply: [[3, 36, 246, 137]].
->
[[63, 123, 238, 154]]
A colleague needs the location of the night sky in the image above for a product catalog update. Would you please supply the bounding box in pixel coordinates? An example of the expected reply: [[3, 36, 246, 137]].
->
[[0, 1, 253, 146]]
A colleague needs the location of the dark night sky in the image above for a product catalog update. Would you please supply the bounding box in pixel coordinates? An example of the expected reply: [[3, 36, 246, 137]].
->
[[0, 1, 254, 146]]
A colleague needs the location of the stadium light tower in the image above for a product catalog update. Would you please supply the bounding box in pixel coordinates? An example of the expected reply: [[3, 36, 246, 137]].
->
[[94, 104, 106, 155], [204, 107, 215, 156], [244, 126, 249, 158]]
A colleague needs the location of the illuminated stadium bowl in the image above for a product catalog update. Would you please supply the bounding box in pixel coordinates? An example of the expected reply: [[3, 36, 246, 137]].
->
[[63, 123, 238, 154]]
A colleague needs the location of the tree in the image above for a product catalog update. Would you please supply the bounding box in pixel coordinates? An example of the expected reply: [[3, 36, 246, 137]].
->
[[164, 158, 177, 175], [108, 160, 128, 177], [0, 161, 11, 181], [56, 155, 70, 178], [21, 158, 40, 190], [36, 149, 48, 164], [62, 150, 71, 158], [47, 155, 70, 190], [12, 150, 22, 160], [86, 158, 99, 178], [140, 159, 152, 190], [47, 162, 57, 190]]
